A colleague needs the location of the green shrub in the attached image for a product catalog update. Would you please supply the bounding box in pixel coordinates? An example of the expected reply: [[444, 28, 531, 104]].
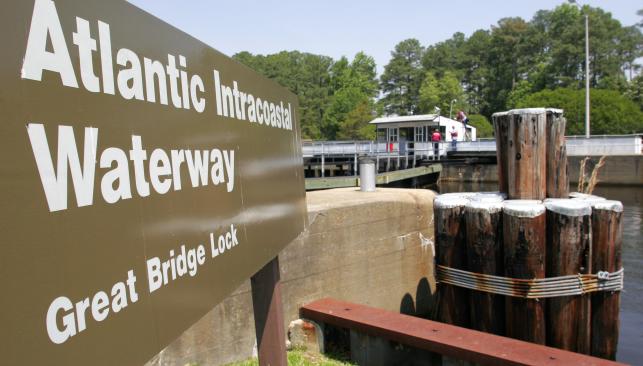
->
[[515, 88, 643, 135], [467, 114, 494, 138]]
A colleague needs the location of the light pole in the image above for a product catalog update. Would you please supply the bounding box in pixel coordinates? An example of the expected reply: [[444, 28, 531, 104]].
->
[[449, 99, 457, 119], [569, 0, 590, 138]]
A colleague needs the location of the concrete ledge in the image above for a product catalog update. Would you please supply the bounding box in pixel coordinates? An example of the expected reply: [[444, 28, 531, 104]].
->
[[146, 188, 438, 366]]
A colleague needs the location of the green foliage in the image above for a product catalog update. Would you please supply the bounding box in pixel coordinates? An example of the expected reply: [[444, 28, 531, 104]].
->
[[323, 52, 378, 139], [224, 348, 355, 366], [336, 101, 376, 140], [234, 51, 377, 140], [467, 114, 494, 138], [506, 80, 534, 109], [234, 3, 642, 140], [234, 51, 334, 139], [515, 88, 643, 135], [418, 71, 466, 114], [391, 3, 642, 119], [379, 39, 425, 115], [625, 73, 643, 110]]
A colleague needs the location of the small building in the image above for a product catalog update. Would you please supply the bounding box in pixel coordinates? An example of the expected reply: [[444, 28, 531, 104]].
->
[[369, 114, 476, 155]]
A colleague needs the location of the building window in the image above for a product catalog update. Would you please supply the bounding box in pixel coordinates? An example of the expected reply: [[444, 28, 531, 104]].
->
[[388, 128, 398, 142], [415, 126, 425, 142]]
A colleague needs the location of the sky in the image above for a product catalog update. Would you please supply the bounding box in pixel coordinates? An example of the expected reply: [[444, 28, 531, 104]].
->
[[127, 0, 641, 74]]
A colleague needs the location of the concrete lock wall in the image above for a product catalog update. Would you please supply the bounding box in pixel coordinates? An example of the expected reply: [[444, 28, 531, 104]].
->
[[441, 155, 642, 186], [146, 188, 438, 366]]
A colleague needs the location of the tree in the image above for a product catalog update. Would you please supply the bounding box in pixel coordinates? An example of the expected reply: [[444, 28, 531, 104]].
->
[[515, 88, 643, 135], [625, 73, 643, 110], [234, 3, 643, 140], [485, 17, 531, 116], [379, 39, 425, 115], [468, 114, 494, 138], [529, 5, 642, 90], [324, 52, 379, 139], [418, 72, 439, 113], [337, 101, 376, 140], [460, 30, 492, 114], [506, 80, 534, 109], [422, 32, 467, 78], [234, 51, 334, 139], [418, 71, 465, 115]]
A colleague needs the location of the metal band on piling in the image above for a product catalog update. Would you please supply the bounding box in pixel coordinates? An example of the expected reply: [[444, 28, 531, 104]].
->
[[436, 265, 624, 299]]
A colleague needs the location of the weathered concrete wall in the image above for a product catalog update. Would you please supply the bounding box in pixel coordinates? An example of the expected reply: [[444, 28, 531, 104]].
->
[[147, 188, 437, 366], [440, 155, 642, 186], [440, 163, 498, 183], [567, 155, 642, 186]]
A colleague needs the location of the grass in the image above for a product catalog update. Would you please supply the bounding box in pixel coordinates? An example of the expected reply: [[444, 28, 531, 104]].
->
[[222, 347, 355, 366]]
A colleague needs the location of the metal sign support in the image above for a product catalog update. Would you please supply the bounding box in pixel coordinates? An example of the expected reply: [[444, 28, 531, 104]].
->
[[251, 257, 287, 366]]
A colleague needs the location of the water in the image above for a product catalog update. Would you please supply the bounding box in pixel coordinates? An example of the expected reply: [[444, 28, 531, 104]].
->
[[435, 182, 642, 364]]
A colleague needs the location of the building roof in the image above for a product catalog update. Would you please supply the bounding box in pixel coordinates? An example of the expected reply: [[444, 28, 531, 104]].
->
[[369, 114, 474, 131], [369, 114, 439, 125]]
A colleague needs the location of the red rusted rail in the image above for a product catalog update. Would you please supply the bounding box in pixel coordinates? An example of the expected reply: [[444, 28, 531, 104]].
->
[[301, 298, 625, 366]]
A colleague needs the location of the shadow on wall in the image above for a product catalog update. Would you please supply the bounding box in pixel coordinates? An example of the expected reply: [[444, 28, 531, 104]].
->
[[400, 277, 438, 320]]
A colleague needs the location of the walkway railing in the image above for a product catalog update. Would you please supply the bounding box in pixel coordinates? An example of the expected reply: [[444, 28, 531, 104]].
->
[[303, 134, 642, 159]]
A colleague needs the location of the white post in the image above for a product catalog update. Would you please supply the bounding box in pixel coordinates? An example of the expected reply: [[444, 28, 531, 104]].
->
[[359, 158, 376, 192], [321, 142, 325, 178]]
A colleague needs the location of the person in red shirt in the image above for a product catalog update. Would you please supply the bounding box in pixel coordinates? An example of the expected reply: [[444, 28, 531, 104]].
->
[[450, 126, 458, 150], [431, 129, 441, 159]]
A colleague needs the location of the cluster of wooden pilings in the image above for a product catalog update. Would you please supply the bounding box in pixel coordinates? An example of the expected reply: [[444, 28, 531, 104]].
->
[[434, 108, 623, 360]]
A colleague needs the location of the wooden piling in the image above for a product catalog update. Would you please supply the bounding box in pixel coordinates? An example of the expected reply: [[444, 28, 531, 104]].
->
[[502, 200, 546, 344], [590, 200, 623, 360], [492, 112, 510, 194], [506, 109, 547, 200], [544, 199, 592, 354], [465, 197, 505, 335], [546, 109, 568, 198], [435, 196, 470, 328]]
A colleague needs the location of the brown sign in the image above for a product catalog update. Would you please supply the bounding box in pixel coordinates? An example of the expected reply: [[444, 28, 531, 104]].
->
[[0, 0, 306, 364]]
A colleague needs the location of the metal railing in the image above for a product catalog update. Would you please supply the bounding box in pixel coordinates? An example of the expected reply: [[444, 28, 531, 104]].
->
[[303, 134, 642, 160], [303, 140, 447, 177]]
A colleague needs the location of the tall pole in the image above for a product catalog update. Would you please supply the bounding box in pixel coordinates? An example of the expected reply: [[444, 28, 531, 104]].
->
[[584, 13, 590, 138]]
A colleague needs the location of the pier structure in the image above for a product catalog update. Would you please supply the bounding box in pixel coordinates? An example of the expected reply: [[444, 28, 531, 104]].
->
[[303, 114, 474, 177], [446, 134, 642, 159], [302, 132, 641, 190], [432, 108, 625, 360]]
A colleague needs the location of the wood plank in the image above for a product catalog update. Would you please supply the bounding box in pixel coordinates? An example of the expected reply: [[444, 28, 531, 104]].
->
[[300, 298, 623, 366]]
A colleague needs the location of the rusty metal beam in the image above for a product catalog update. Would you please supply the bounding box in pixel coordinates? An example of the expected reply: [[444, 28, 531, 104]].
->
[[301, 298, 624, 366], [251, 257, 287, 366]]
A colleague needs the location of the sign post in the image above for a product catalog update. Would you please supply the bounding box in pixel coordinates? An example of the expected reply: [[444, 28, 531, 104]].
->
[[0, 0, 306, 364], [251, 257, 288, 366]]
